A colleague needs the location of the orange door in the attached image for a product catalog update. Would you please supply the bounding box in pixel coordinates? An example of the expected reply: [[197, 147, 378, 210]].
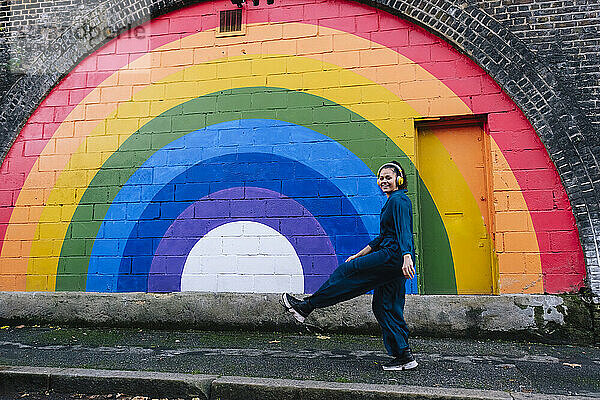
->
[[417, 122, 496, 294]]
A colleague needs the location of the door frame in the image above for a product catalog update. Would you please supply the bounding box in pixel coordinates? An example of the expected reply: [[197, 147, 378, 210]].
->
[[413, 115, 498, 294]]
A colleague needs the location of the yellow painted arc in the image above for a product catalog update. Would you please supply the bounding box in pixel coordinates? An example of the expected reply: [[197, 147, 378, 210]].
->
[[27, 54, 423, 290], [4, 23, 473, 290]]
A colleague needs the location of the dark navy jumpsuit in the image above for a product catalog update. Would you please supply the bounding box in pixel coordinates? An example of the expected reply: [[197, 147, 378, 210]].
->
[[305, 189, 415, 357]]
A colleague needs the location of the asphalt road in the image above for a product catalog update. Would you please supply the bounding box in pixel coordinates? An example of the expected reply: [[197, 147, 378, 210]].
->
[[0, 325, 598, 398]]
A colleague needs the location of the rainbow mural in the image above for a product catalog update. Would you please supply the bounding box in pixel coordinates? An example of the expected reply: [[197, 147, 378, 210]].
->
[[0, 0, 586, 295]]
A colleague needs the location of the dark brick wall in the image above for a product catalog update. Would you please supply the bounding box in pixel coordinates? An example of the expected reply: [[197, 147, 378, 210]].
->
[[0, 0, 599, 295], [0, 0, 138, 96], [475, 0, 600, 139]]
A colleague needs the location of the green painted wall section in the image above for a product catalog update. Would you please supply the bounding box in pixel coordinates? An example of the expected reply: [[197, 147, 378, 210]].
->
[[56, 87, 455, 293]]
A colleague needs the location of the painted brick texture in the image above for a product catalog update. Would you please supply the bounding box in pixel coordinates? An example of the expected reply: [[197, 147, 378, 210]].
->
[[0, 0, 596, 296]]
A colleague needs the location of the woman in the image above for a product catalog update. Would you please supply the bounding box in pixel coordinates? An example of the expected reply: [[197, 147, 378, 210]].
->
[[281, 161, 417, 371]]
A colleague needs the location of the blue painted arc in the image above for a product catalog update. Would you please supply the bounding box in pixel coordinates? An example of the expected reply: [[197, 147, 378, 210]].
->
[[111, 152, 372, 292], [86, 119, 387, 292]]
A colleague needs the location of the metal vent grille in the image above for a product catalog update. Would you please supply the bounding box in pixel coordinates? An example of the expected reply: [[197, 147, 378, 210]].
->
[[220, 9, 243, 33]]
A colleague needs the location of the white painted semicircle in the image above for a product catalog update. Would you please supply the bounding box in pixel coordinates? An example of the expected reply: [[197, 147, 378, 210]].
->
[[181, 221, 304, 293]]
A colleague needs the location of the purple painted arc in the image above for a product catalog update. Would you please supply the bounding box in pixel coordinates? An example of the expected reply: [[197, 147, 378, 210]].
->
[[149, 187, 338, 293]]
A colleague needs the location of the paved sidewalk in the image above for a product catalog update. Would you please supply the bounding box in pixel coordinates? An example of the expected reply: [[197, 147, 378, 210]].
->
[[0, 325, 598, 399]]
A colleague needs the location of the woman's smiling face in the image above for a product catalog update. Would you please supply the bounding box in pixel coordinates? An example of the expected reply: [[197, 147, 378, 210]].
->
[[377, 167, 398, 195]]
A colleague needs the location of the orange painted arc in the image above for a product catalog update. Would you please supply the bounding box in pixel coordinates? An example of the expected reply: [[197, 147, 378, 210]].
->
[[2, 23, 470, 290]]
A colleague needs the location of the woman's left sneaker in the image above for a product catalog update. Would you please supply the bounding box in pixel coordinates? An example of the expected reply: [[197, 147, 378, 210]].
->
[[281, 293, 312, 323], [382, 349, 418, 371]]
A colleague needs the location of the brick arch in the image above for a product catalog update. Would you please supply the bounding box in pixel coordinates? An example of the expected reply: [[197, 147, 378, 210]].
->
[[0, 0, 598, 295]]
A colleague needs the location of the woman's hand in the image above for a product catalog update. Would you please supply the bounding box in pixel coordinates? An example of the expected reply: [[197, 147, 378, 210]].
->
[[345, 254, 359, 262], [402, 254, 415, 279], [345, 245, 373, 263]]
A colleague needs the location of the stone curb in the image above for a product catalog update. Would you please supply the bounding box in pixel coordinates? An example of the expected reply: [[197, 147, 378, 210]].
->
[[0, 366, 595, 400], [0, 366, 216, 399], [0, 292, 595, 344]]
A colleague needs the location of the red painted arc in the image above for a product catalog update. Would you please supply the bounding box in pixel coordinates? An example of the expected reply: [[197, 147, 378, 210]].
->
[[0, 0, 584, 290]]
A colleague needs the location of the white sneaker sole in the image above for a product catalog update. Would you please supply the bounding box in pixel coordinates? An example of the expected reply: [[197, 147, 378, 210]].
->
[[382, 360, 418, 371], [281, 293, 306, 323]]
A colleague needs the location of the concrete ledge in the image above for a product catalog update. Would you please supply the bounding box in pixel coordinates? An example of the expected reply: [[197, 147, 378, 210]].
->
[[0, 366, 216, 399], [0, 366, 595, 400], [211, 375, 513, 400], [0, 292, 595, 344], [0, 365, 52, 394]]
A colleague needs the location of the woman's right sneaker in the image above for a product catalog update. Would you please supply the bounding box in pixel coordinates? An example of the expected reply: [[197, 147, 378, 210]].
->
[[382, 348, 418, 371], [281, 293, 312, 323]]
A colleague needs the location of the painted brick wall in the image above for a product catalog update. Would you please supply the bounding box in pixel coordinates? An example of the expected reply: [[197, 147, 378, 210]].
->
[[0, 0, 596, 295]]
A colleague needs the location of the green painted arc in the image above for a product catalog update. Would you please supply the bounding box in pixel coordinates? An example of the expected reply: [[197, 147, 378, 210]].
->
[[417, 180, 455, 294], [55, 86, 456, 293]]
